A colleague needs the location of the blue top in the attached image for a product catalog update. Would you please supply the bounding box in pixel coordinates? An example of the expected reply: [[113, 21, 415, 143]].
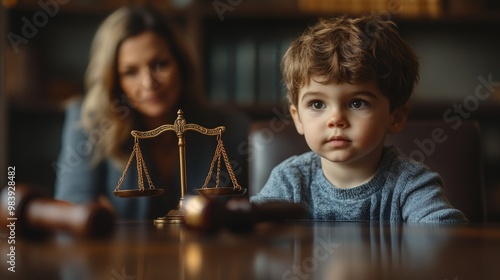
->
[[54, 101, 249, 220], [250, 147, 468, 223]]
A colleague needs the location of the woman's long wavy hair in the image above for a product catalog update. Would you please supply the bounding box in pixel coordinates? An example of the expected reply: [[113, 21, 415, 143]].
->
[[81, 6, 201, 168]]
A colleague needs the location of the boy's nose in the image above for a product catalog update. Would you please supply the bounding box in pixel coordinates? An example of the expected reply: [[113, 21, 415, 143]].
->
[[327, 110, 347, 128]]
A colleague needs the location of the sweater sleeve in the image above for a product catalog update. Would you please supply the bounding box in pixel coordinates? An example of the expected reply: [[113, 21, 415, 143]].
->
[[399, 166, 468, 223], [250, 156, 301, 205]]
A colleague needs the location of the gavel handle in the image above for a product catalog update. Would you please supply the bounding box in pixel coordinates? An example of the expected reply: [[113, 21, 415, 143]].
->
[[183, 196, 306, 232], [252, 201, 308, 222], [25, 198, 115, 238], [226, 200, 307, 232]]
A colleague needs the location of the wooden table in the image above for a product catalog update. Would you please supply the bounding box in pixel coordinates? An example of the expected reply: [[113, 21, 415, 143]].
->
[[2, 221, 500, 279]]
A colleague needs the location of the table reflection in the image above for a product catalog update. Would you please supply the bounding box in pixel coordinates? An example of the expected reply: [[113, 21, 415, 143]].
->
[[1, 221, 499, 279]]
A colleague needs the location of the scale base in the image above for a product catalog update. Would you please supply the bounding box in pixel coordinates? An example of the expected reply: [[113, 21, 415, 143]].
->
[[153, 209, 184, 228]]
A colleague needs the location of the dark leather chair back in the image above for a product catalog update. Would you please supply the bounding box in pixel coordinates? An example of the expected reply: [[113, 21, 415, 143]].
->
[[248, 119, 487, 222]]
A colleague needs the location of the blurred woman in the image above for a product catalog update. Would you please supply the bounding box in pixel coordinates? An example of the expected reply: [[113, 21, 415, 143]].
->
[[54, 6, 248, 220]]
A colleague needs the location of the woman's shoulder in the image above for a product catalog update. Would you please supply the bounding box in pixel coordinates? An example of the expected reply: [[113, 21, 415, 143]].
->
[[62, 97, 84, 121]]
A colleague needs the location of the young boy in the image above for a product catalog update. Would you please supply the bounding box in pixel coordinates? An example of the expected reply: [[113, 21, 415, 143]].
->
[[250, 15, 467, 223]]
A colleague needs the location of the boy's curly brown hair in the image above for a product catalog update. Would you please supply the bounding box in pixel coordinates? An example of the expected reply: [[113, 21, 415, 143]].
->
[[282, 15, 419, 111]]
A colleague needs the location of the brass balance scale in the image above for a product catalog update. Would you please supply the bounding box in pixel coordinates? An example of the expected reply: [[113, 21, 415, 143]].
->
[[112, 109, 246, 226]]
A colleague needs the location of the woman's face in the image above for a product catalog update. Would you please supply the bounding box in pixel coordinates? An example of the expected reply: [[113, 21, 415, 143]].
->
[[117, 31, 181, 122]]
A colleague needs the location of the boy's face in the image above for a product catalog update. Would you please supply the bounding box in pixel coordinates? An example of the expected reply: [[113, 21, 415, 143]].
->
[[290, 76, 407, 166]]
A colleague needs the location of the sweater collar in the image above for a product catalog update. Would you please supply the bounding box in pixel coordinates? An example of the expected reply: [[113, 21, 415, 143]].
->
[[316, 146, 399, 200]]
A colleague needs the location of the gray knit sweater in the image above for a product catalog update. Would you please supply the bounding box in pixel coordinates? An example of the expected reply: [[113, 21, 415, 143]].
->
[[250, 146, 468, 223]]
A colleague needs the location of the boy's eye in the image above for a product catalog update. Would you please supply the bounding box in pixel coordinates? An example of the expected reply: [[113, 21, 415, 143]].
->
[[310, 101, 326, 110], [350, 99, 368, 109]]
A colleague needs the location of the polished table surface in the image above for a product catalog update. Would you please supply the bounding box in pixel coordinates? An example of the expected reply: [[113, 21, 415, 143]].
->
[[2, 220, 500, 280]]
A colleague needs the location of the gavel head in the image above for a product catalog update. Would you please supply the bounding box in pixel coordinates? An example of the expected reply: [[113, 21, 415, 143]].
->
[[0, 184, 46, 237], [182, 195, 254, 233], [1, 184, 115, 239]]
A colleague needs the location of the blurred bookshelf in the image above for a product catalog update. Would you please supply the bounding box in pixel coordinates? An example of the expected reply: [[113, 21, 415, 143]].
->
[[203, 19, 297, 109], [298, 0, 443, 18], [4, 0, 500, 111]]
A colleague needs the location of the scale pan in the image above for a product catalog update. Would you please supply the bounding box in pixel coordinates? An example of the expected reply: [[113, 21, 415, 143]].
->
[[113, 188, 165, 198], [196, 187, 247, 197]]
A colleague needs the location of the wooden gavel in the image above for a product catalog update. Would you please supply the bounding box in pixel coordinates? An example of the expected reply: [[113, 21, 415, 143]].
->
[[182, 195, 307, 232], [0, 184, 115, 238]]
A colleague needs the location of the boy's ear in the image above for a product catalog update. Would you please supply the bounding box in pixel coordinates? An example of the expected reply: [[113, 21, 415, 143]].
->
[[388, 104, 410, 134], [290, 104, 305, 135]]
